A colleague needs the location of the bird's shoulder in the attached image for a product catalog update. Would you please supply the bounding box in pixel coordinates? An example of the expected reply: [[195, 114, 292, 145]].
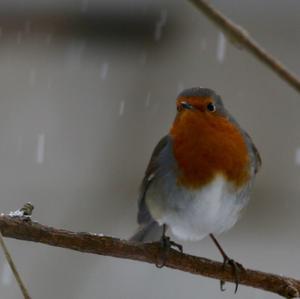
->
[[137, 135, 170, 224], [144, 135, 170, 179]]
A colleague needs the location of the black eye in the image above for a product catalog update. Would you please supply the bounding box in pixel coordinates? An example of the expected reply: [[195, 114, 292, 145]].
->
[[207, 102, 216, 112]]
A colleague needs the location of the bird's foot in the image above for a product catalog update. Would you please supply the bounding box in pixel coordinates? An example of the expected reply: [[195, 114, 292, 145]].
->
[[220, 255, 244, 293], [156, 235, 183, 268]]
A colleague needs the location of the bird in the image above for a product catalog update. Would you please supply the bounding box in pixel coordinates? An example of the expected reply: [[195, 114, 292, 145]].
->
[[130, 87, 261, 292]]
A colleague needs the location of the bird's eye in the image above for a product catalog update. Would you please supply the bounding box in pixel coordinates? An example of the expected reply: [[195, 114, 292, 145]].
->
[[207, 102, 216, 112]]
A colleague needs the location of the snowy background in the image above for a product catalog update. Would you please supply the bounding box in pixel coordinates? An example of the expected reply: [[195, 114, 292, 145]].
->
[[0, 0, 300, 298]]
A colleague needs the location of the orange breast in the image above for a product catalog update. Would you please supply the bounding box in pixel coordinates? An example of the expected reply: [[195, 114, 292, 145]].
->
[[170, 111, 250, 189]]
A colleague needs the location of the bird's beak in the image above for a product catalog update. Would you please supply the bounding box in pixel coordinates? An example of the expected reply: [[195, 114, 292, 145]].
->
[[180, 102, 193, 110]]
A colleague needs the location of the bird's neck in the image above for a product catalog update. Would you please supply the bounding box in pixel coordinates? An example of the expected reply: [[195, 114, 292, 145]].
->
[[170, 112, 250, 189]]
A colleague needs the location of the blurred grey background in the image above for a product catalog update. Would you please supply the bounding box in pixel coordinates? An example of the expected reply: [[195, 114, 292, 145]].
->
[[0, 0, 299, 298]]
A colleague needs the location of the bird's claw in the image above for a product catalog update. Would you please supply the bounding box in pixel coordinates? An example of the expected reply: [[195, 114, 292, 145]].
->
[[220, 280, 226, 292], [220, 256, 244, 293], [156, 236, 183, 268]]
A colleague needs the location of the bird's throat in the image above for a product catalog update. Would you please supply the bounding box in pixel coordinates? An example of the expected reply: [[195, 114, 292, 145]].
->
[[170, 112, 250, 189]]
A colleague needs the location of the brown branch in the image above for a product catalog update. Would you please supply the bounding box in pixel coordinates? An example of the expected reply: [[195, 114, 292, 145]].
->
[[188, 0, 300, 93], [0, 215, 299, 298]]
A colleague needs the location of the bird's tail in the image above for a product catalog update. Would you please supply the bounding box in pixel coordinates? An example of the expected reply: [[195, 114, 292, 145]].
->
[[129, 221, 163, 243]]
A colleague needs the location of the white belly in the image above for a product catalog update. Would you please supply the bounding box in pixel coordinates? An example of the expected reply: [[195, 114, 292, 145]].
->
[[157, 175, 248, 241]]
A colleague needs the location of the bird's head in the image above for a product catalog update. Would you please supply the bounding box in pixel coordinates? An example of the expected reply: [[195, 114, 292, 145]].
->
[[175, 87, 227, 119], [171, 87, 250, 189]]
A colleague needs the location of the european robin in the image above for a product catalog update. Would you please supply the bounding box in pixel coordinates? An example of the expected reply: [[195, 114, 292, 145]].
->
[[130, 87, 261, 291]]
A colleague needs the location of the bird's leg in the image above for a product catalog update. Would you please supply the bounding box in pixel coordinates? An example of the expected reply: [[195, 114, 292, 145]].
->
[[209, 234, 244, 293], [156, 224, 183, 268]]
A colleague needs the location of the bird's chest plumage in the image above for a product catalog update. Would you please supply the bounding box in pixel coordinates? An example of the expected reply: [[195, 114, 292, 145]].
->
[[146, 111, 252, 241], [147, 173, 250, 241], [164, 175, 249, 240], [170, 111, 251, 189]]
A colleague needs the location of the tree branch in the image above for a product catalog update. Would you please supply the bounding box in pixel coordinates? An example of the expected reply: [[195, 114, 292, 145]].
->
[[188, 0, 300, 93], [0, 215, 299, 298], [0, 231, 31, 299]]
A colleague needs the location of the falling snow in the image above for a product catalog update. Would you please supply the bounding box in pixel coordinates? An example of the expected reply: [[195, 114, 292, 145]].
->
[[65, 40, 86, 70], [119, 101, 125, 116], [154, 9, 168, 42], [145, 92, 151, 107], [100, 62, 109, 80], [36, 133, 45, 164], [216, 32, 226, 63], [177, 82, 184, 93], [295, 148, 300, 165]]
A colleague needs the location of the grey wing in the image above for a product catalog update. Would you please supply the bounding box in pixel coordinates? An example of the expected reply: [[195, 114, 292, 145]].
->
[[137, 135, 169, 225], [243, 131, 262, 174], [251, 141, 261, 174]]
